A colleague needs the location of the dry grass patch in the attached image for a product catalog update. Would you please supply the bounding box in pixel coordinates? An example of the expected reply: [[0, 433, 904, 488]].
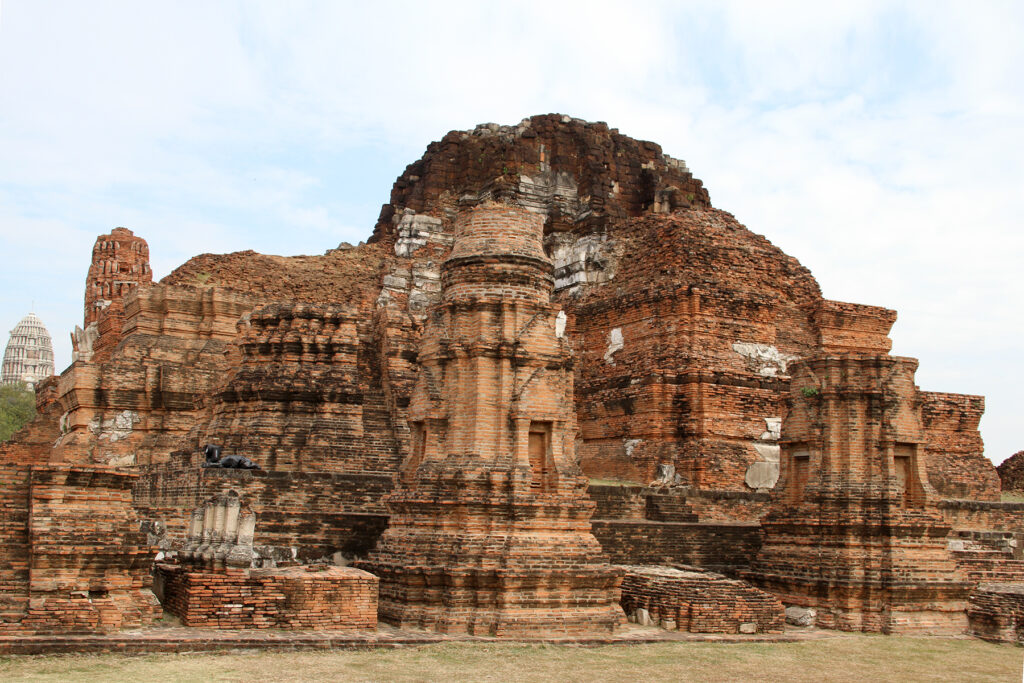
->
[[0, 635, 1020, 682]]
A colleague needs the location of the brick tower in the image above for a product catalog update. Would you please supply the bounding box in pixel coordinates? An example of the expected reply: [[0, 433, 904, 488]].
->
[[361, 202, 623, 636], [748, 304, 968, 633], [77, 227, 152, 362]]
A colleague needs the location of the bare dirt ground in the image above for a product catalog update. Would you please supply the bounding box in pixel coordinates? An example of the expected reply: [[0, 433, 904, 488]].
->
[[0, 634, 1021, 682]]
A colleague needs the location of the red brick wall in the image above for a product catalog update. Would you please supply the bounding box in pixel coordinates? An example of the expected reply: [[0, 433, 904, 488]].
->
[[591, 521, 761, 575], [15, 466, 159, 634], [937, 499, 1024, 535], [156, 564, 377, 630], [0, 392, 71, 623], [620, 565, 784, 633], [588, 484, 769, 524], [968, 584, 1024, 643], [565, 213, 820, 489]]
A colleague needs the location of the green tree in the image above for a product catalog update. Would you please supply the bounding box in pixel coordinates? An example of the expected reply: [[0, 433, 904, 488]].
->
[[0, 383, 36, 442]]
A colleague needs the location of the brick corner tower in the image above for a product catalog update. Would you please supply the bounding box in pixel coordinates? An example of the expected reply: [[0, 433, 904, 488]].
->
[[79, 227, 152, 362], [747, 302, 968, 634], [360, 201, 624, 636]]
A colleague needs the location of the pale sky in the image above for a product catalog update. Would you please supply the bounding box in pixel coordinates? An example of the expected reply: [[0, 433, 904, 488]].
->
[[1, 1, 1021, 463]]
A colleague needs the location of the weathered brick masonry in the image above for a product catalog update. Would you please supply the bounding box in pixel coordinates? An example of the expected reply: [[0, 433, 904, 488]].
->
[[997, 450, 1024, 492], [57, 284, 258, 468], [619, 565, 784, 634], [0, 114, 1017, 637], [587, 484, 763, 574], [134, 465, 390, 562], [922, 392, 998, 500], [156, 564, 377, 630], [748, 347, 970, 634], [14, 466, 158, 634], [358, 204, 623, 636], [80, 227, 152, 361], [967, 583, 1024, 643]]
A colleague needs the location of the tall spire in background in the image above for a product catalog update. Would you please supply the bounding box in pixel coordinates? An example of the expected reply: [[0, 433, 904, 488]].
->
[[1, 312, 55, 389]]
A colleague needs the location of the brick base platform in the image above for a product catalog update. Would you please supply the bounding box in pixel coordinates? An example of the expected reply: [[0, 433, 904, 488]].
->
[[619, 565, 784, 634], [968, 583, 1024, 643], [155, 564, 377, 630]]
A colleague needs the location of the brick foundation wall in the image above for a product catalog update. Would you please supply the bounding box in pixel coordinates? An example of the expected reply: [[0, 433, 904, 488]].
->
[[156, 564, 377, 630], [619, 565, 784, 633], [968, 583, 1024, 643], [957, 556, 1024, 584], [682, 488, 771, 522]]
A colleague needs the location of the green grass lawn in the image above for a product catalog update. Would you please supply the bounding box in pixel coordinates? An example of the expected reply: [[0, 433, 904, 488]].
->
[[1, 635, 1020, 682]]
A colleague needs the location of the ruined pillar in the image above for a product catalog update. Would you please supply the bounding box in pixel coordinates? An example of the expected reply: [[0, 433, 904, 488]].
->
[[359, 202, 623, 636], [78, 227, 152, 363], [747, 303, 968, 634]]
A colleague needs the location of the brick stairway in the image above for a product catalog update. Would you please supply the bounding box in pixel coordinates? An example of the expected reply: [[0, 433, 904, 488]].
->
[[950, 530, 1024, 584]]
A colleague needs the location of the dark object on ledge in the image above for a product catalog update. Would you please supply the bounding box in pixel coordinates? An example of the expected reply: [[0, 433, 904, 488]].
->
[[202, 444, 260, 470]]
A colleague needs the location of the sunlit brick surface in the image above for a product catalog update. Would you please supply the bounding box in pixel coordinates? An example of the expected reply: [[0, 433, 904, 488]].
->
[[359, 204, 623, 636]]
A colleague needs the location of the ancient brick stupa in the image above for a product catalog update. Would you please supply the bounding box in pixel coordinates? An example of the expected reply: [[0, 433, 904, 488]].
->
[[748, 305, 969, 633], [360, 202, 624, 636], [73, 227, 152, 365]]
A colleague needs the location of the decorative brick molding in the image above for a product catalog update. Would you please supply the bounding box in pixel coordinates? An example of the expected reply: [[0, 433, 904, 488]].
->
[[748, 355, 969, 634], [359, 203, 623, 636]]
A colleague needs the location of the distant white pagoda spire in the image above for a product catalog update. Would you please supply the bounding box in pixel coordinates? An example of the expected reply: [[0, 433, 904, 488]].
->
[[2, 312, 55, 389]]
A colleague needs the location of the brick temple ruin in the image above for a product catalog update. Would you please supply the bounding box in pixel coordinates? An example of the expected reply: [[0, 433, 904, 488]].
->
[[1, 114, 1022, 644]]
